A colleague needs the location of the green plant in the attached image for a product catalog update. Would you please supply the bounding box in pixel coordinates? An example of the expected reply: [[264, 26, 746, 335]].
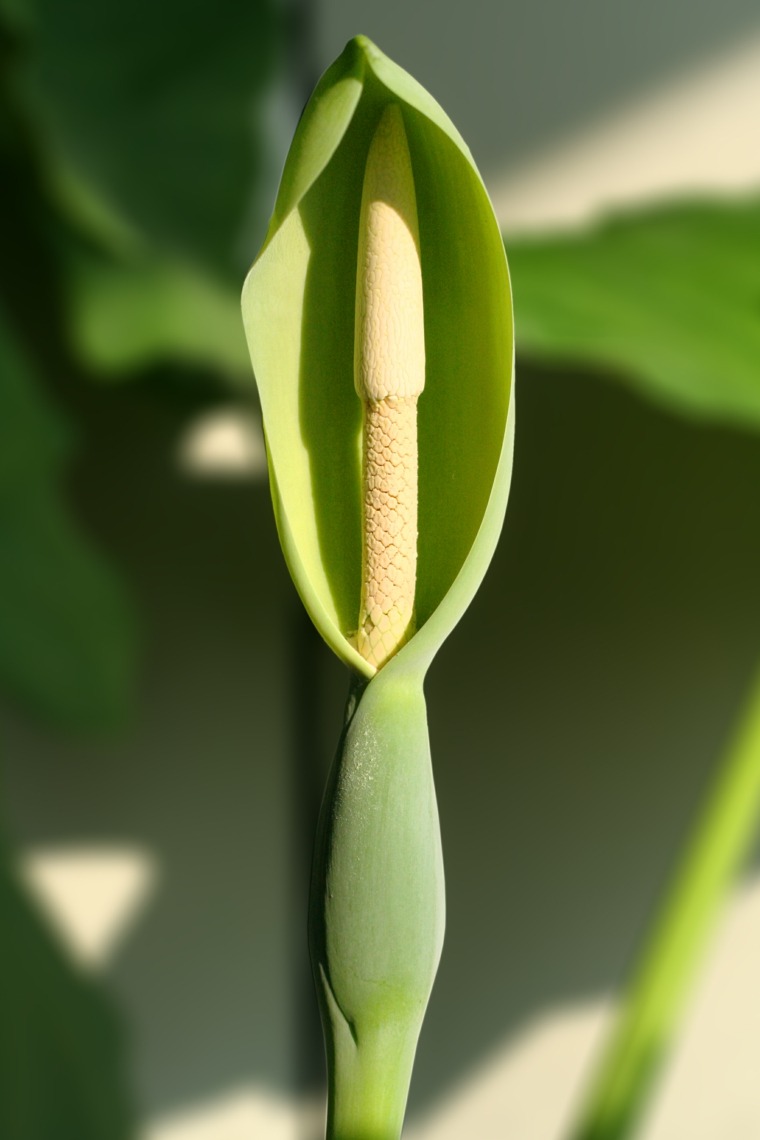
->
[[242, 36, 514, 1139], [3, 4, 760, 1133]]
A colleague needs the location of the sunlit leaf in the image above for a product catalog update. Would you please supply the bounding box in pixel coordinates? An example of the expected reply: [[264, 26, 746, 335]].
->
[[510, 198, 760, 428]]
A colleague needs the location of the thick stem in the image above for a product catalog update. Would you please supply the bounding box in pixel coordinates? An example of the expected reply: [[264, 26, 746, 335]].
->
[[571, 663, 760, 1140], [325, 1010, 420, 1140], [309, 670, 444, 1140]]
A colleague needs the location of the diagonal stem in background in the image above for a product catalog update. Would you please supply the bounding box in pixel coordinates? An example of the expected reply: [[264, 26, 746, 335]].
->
[[570, 662, 760, 1140]]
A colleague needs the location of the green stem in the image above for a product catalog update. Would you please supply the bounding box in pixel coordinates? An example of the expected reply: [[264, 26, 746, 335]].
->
[[571, 664, 760, 1140], [325, 1015, 419, 1140], [309, 669, 445, 1140]]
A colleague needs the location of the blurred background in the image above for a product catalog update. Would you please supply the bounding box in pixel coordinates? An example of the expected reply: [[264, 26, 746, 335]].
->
[[1, 1, 760, 1138]]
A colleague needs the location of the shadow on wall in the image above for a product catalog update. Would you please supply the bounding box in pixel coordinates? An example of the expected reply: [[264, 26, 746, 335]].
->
[[3, 362, 760, 1131]]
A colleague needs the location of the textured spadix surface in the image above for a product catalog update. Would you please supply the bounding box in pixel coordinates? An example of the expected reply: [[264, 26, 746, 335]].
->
[[354, 104, 424, 669], [242, 35, 514, 679]]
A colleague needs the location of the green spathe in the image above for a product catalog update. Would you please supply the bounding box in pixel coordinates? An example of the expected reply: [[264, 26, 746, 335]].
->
[[242, 35, 514, 679]]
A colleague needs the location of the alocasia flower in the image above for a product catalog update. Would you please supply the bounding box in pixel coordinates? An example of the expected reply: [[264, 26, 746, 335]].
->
[[242, 35, 514, 1140]]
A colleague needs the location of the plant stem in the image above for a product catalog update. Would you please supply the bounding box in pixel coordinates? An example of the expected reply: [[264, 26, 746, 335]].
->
[[309, 670, 445, 1140], [571, 663, 760, 1140], [326, 1016, 419, 1140]]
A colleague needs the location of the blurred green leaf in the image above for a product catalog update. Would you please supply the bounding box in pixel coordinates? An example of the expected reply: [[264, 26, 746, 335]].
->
[[510, 198, 760, 429], [24, 0, 281, 276], [64, 245, 250, 379], [0, 480, 136, 729], [0, 311, 135, 728], [0, 309, 70, 485], [0, 843, 133, 1140], [0, 0, 283, 379]]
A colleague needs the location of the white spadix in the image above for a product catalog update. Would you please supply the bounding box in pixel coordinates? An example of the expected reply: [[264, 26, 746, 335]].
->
[[354, 103, 426, 669]]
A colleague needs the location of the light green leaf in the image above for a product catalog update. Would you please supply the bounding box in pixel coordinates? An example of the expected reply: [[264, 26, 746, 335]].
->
[[64, 245, 250, 379], [243, 35, 515, 679], [510, 198, 760, 428]]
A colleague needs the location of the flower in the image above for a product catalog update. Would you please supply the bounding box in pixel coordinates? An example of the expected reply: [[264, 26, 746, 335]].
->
[[242, 35, 514, 682]]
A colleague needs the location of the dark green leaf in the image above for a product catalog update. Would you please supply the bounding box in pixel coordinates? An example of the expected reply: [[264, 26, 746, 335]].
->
[[26, 0, 282, 276], [0, 312, 135, 728], [0, 478, 136, 728], [0, 843, 134, 1140], [509, 198, 760, 428], [0, 307, 70, 486]]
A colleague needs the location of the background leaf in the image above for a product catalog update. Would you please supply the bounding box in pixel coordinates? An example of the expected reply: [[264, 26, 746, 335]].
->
[[0, 311, 135, 728], [509, 198, 760, 429], [0, 839, 134, 1140], [0, 305, 70, 484], [24, 0, 281, 276], [0, 0, 284, 381], [63, 242, 250, 379]]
